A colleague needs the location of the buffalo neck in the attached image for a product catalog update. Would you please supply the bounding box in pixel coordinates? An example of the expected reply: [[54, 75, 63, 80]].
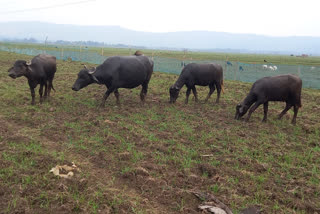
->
[[91, 66, 104, 84], [24, 65, 34, 79], [242, 93, 256, 108], [173, 76, 186, 90]]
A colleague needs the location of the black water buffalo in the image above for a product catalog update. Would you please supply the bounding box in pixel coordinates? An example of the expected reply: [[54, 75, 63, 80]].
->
[[72, 55, 154, 106], [235, 74, 302, 124], [133, 50, 143, 56], [169, 63, 224, 104], [8, 54, 56, 105]]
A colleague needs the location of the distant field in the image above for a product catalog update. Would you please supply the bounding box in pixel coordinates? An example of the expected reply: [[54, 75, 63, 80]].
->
[[0, 51, 319, 213], [2, 42, 320, 66]]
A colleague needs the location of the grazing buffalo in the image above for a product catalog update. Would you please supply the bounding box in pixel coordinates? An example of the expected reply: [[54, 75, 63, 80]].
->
[[8, 54, 56, 105], [72, 55, 154, 106], [169, 63, 224, 104], [235, 74, 302, 124]]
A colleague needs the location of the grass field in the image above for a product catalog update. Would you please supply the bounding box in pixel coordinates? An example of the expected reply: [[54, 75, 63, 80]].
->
[[0, 51, 320, 213], [2, 42, 320, 66]]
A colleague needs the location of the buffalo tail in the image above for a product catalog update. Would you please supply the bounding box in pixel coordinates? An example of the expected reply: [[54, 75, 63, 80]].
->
[[51, 84, 56, 92], [221, 79, 224, 93]]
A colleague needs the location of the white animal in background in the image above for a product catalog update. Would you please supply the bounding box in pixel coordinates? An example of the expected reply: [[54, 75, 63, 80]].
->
[[273, 66, 278, 70], [269, 66, 275, 71], [311, 66, 315, 70], [262, 65, 268, 69]]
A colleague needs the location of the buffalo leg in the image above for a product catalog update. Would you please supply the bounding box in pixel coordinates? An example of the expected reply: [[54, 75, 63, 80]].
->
[[191, 86, 198, 102], [47, 80, 53, 99], [262, 102, 269, 122], [245, 102, 262, 122], [185, 87, 191, 104], [100, 88, 115, 107], [215, 83, 222, 103], [43, 83, 48, 100], [30, 87, 36, 105], [39, 84, 44, 103], [278, 103, 292, 119], [140, 83, 148, 102], [205, 84, 215, 103], [291, 105, 299, 125], [114, 89, 120, 105]]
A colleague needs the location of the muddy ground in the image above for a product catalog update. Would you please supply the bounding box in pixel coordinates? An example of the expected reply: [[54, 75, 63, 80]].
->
[[0, 51, 320, 213]]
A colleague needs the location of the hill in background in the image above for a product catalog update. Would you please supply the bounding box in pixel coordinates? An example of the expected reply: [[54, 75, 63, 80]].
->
[[0, 21, 320, 55]]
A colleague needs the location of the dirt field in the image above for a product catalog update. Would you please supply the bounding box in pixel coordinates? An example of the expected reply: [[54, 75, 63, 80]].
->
[[0, 51, 319, 213]]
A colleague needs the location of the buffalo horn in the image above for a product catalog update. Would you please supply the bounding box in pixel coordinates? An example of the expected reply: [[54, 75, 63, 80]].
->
[[88, 67, 96, 74]]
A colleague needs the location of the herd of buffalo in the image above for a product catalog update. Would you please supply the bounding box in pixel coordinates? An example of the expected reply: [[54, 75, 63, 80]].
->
[[7, 52, 302, 124]]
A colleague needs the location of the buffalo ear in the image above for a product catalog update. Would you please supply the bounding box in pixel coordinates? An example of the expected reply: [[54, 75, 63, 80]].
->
[[90, 75, 99, 83]]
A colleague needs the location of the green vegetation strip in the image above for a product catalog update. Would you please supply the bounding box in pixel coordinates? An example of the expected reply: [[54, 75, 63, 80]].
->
[[2, 42, 320, 66]]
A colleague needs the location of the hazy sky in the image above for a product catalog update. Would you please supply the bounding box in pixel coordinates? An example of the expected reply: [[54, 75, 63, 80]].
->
[[1, 0, 319, 37]]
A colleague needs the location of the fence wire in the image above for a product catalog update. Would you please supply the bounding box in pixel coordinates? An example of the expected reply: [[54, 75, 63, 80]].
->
[[1, 45, 319, 89]]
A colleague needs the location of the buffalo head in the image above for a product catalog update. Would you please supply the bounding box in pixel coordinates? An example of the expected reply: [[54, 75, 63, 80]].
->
[[8, 60, 31, 79], [72, 66, 98, 91], [169, 85, 180, 103], [235, 103, 249, 120]]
